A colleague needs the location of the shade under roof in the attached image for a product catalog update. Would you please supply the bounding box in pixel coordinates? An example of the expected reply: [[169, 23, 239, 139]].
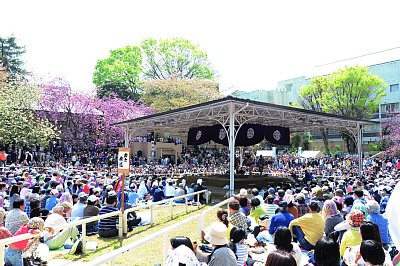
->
[[115, 96, 377, 134]]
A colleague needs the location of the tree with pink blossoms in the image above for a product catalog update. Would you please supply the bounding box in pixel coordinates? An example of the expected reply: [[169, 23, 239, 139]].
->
[[382, 111, 400, 154], [37, 78, 153, 149]]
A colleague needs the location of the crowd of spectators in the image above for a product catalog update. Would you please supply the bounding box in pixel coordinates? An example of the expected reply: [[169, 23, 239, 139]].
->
[[1, 146, 400, 265]]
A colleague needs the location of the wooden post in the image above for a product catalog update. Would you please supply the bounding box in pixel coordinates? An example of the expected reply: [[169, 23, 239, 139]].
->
[[121, 173, 126, 214]]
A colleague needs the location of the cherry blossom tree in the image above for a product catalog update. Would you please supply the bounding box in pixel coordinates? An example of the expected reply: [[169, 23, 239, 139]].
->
[[37, 78, 153, 149]]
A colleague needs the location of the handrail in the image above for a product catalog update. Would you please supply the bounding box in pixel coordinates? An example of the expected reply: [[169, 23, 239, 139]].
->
[[87, 213, 201, 266], [123, 189, 208, 233], [0, 210, 122, 265], [198, 198, 230, 237]]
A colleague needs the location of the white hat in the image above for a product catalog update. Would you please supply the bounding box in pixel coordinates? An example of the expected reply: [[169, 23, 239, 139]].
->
[[197, 179, 203, 185], [205, 222, 228, 246], [87, 195, 98, 203]]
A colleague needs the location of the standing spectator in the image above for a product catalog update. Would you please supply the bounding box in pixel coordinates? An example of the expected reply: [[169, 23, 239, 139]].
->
[[5, 199, 29, 234], [98, 192, 119, 238], [0, 150, 6, 167]]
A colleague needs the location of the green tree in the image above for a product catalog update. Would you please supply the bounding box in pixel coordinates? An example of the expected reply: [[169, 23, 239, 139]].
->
[[0, 79, 58, 146], [299, 76, 330, 153], [141, 79, 221, 112], [0, 36, 26, 79], [141, 38, 214, 80], [299, 65, 385, 153], [92, 38, 215, 102], [93, 46, 142, 101]]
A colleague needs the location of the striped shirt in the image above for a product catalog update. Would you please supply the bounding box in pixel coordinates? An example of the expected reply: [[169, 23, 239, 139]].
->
[[235, 243, 248, 266], [98, 206, 119, 231]]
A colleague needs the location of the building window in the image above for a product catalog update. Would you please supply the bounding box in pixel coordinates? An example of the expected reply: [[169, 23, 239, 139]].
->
[[390, 84, 399, 92], [382, 102, 400, 113], [285, 83, 293, 92]]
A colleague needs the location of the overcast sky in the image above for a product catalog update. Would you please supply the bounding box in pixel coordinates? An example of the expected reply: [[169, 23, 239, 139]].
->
[[2, 0, 400, 94]]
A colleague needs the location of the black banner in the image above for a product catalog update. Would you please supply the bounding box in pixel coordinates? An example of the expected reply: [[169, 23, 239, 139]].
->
[[265, 126, 290, 145], [187, 126, 212, 145], [235, 124, 265, 146], [211, 124, 229, 146]]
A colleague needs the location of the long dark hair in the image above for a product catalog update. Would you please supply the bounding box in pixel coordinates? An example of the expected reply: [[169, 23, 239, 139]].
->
[[265, 250, 296, 266], [217, 208, 229, 227], [314, 236, 340, 266], [360, 240, 385, 266], [274, 227, 293, 253], [10, 185, 19, 197], [360, 221, 382, 245], [229, 227, 245, 258]]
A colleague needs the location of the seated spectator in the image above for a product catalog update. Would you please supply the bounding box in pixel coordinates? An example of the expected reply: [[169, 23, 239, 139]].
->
[[5, 198, 29, 234], [312, 236, 340, 266], [61, 201, 73, 218], [343, 221, 392, 266], [266, 227, 302, 266], [295, 193, 310, 218], [83, 195, 100, 235], [265, 250, 296, 266], [322, 200, 343, 236], [360, 240, 387, 266], [128, 189, 139, 206], [0, 208, 6, 225], [206, 222, 237, 266], [249, 198, 268, 224], [98, 192, 119, 238], [366, 200, 390, 248], [228, 199, 247, 231], [238, 196, 250, 216], [229, 227, 248, 266], [289, 201, 324, 251], [174, 183, 186, 203], [6, 217, 51, 266], [44, 205, 79, 250], [165, 236, 200, 266], [152, 185, 165, 203], [264, 195, 279, 217], [273, 189, 285, 205], [45, 189, 59, 211], [269, 201, 294, 235], [339, 209, 364, 257], [71, 192, 87, 220], [29, 199, 49, 220]]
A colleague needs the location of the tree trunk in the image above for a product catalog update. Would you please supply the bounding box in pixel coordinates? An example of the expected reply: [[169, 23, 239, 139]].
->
[[320, 129, 330, 154]]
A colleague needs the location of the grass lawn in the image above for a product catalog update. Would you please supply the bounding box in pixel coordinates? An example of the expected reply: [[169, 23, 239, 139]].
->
[[63, 201, 228, 265]]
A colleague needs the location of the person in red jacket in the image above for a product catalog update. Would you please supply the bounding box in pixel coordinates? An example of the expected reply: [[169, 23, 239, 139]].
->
[[5, 217, 53, 266]]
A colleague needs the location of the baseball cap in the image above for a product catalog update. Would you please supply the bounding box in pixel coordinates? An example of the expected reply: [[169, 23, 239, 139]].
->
[[78, 192, 88, 201], [87, 195, 98, 203]]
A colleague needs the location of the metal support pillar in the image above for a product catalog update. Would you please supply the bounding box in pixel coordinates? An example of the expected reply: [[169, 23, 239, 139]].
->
[[229, 102, 235, 196], [124, 126, 129, 148], [357, 124, 363, 178]]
